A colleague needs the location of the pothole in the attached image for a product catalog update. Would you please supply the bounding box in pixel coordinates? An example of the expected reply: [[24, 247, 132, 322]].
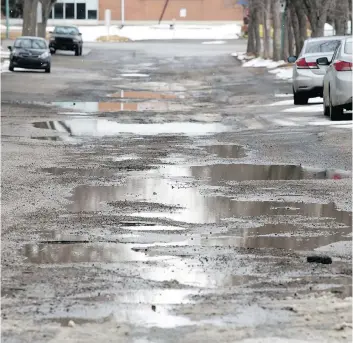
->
[[47, 101, 187, 113], [33, 119, 228, 136]]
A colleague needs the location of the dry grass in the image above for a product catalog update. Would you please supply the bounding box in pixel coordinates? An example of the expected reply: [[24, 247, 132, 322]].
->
[[96, 35, 130, 42]]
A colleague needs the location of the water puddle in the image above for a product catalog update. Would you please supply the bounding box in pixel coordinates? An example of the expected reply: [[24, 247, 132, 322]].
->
[[48, 101, 186, 113], [107, 90, 176, 99], [122, 225, 187, 231], [22, 242, 178, 264], [203, 144, 246, 158], [42, 167, 116, 178], [33, 119, 227, 137]]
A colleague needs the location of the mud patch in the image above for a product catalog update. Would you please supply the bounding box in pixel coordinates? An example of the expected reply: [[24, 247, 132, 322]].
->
[[33, 119, 227, 137]]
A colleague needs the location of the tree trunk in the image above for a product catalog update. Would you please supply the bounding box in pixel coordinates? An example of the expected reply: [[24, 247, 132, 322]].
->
[[253, 1, 261, 57], [303, 0, 332, 37], [289, 2, 300, 56], [334, 0, 349, 35], [272, 0, 281, 61], [263, 0, 271, 59], [37, 0, 55, 38], [282, 7, 289, 61], [292, 0, 308, 53], [246, 0, 256, 55], [22, 0, 38, 36], [287, 9, 294, 57]]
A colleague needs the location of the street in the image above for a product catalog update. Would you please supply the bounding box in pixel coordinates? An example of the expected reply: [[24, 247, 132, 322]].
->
[[2, 40, 352, 342]]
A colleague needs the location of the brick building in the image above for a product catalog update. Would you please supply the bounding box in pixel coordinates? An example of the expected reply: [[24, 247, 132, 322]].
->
[[45, 0, 244, 25]]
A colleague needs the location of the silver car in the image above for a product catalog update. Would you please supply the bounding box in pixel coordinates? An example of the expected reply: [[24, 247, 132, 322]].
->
[[288, 36, 345, 105], [320, 37, 352, 121]]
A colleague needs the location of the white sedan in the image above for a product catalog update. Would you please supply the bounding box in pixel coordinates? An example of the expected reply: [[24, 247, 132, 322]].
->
[[320, 37, 352, 121]]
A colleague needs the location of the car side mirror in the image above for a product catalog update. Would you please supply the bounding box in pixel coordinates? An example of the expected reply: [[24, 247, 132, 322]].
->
[[7, 46, 12, 51], [316, 57, 330, 65], [288, 56, 297, 63]]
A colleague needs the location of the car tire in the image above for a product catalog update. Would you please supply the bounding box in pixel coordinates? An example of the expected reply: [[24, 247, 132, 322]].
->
[[293, 91, 308, 105], [51, 49, 56, 55], [329, 95, 343, 121], [79, 46, 83, 56], [45, 66, 51, 73], [75, 46, 79, 56], [9, 63, 14, 72]]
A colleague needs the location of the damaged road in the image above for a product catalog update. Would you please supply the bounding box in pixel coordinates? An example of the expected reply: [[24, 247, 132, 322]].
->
[[1, 41, 352, 342]]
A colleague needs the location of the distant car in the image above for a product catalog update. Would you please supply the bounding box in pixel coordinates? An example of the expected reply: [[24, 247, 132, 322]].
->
[[320, 37, 352, 120], [8, 36, 51, 73], [49, 26, 83, 56], [288, 36, 345, 105]]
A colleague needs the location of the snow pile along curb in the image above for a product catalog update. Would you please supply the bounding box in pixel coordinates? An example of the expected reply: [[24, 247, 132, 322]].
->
[[1, 46, 10, 74], [232, 52, 293, 81]]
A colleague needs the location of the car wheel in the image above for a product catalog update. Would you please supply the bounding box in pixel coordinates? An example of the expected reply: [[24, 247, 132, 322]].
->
[[293, 91, 308, 105], [9, 63, 14, 72], [45, 66, 51, 73], [51, 49, 56, 55], [329, 94, 343, 121], [79, 46, 83, 56], [75, 47, 79, 56]]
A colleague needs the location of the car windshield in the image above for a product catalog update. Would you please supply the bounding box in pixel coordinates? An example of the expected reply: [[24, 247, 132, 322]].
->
[[54, 27, 79, 35], [305, 40, 341, 53], [344, 41, 352, 54], [14, 38, 47, 49]]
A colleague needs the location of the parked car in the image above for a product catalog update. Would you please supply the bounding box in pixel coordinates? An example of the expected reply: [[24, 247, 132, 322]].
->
[[320, 37, 352, 121], [8, 36, 51, 73], [49, 26, 83, 56], [288, 36, 345, 105]]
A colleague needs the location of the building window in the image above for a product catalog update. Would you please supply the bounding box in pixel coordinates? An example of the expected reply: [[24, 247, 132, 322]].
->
[[65, 3, 75, 19], [76, 3, 86, 19], [54, 3, 64, 19], [87, 9, 97, 19]]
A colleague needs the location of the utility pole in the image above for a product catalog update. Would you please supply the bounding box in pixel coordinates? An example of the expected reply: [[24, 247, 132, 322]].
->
[[5, 0, 9, 39]]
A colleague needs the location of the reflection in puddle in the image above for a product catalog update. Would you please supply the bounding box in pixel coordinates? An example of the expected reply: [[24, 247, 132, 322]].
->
[[49, 101, 184, 112], [22, 242, 179, 264], [33, 119, 227, 137], [204, 144, 246, 158], [107, 90, 176, 99]]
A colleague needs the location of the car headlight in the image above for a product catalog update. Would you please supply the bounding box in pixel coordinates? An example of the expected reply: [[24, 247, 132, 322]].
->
[[73, 39, 79, 43], [40, 51, 49, 59], [12, 50, 19, 57]]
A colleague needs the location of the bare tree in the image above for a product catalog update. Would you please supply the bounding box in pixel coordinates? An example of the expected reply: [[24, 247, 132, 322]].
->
[[246, 0, 256, 55], [272, 0, 281, 61], [333, 0, 349, 35], [22, 0, 38, 36], [291, 0, 308, 54], [37, 0, 56, 38], [263, 0, 271, 58], [303, 0, 333, 37]]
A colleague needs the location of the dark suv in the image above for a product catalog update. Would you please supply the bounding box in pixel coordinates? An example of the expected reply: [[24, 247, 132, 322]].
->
[[49, 26, 83, 56]]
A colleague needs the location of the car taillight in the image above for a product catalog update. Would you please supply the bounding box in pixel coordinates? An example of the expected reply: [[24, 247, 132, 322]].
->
[[296, 57, 318, 69], [334, 60, 352, 71]]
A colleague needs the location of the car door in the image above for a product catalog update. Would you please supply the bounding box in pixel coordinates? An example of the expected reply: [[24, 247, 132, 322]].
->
[[324, 44, 341, 104]]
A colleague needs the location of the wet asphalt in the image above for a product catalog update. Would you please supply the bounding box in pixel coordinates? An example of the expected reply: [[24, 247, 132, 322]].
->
[[1, 40, 352, 342]]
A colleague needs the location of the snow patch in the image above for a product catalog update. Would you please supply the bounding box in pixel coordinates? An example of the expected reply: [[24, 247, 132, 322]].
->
[[202, 41, 226, 45], [121, 73, 150, 78], [282, 105, 323, 113], [1, 59, 10, 74]]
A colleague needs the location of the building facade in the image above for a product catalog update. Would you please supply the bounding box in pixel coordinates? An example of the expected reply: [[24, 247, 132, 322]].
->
[[7, 0, 244, 25]]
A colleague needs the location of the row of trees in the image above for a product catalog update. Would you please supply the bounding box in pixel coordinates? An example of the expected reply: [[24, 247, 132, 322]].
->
[[246, 0, 352, 61]]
